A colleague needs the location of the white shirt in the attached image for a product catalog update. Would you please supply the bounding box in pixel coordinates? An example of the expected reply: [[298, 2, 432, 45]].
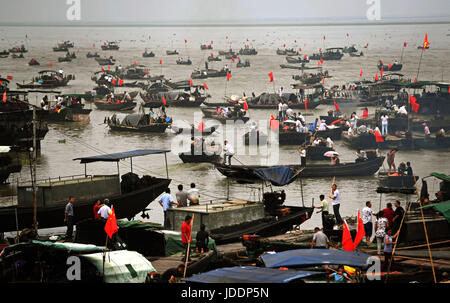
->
[[295, 120, 303, 132], [286, 108, 294, 116], [300, 149, 306, 158], [224, 143, 234, 155], [398, 106, 407, 115], [326, 138, 334, 148], [319, 122, 327, 131], [381, 115, 388, 125], [313, 139, 320, 146], [298, 115, 305, 123], [362, 206, 373, 224], [98, 205, 112, 219], [282, 103, 288, 111], [278, 103, 283, 111], [187, 188, 200, 200], [331, 189, 340, 206]]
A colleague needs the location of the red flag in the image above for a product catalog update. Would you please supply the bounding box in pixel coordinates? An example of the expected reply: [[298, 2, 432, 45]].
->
[[333, 100, 339, 112], [304, 97, 308, 111], [231, 57, 235, 63], [198, 121, 204, 132], [375, 73, 379, 81], [294, 39, 296, 43], [185, 39, 187, 43], [203, 82, 209, 90], [320, 58, 324, 64], [159, 59, 162, 65], [104, 206, 118, 239], [226, 72, 232, 81], [101, 67, 104, 72], [322, 77, 325, 85], [299, 47, 302, 52], [2, 92, 6, 103], [375, 130, 384, 142], [403, 42, 407, 47], [111, 78, 116, 85], [380, 67, 384, 77], [118, 78, 124, 86], [270, 117, 279, 131], [323, 35, 326, 40], [353, 210, 366, 249], [189, 78, 194, 86], [145, 69, 149, 75], [133, 60, 137, 65], [243, 101, 248, 111], [0, 80, 2, 85], [162, 95, 166, 105], [346, 33, 349, 37], [423, 33, 430, 50], [409, 95, 419, 113], [303, 54, 307, 60], [108, 65, 111, 70], [360, 69, 363, 77], [268, 72, 274, 82], [388, 62, 392, 70], [210, 53, 214, 57], [414, 77, 418, 83], [283, 44, 286, 48], [330, 118, 343, 126], [6, 75, 13, 80], [50, 61, 53, 67], [342, 220, 354, 251], [362, 109, 368, 118]]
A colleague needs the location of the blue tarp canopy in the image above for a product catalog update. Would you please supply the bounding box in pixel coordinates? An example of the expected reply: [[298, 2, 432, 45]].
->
[[253, 166, 302, 186], [74, 149, 170, 163], [185, 266, 323, 283], [261, 249, 372, 269]]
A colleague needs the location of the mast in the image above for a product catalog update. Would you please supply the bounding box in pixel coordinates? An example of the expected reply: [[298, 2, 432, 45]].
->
[[32, 105, 38, 233]]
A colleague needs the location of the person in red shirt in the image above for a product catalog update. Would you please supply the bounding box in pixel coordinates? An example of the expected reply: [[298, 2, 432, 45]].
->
[[93, 200, 104, 220], [382, 202, 395, 227], [181, 215, 192, 262]]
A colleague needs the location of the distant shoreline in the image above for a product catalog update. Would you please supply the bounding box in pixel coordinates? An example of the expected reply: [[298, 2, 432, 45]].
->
[[1, 20, 450, 28]]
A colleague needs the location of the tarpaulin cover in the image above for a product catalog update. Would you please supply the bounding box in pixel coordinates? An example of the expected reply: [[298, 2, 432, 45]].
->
[[253, 166, 302, 186], [3, 240, 105, 254], [256, 93, 297, 104], [157, 91, 180, 100], [422, 200, 450, 223], [117, 220, 163, 230], [261, 249, 372, 269], [431, 172, 450, 182], [185, 266, 323, 283], [74, 149, 170, 163], [121, 113, 145, 127]]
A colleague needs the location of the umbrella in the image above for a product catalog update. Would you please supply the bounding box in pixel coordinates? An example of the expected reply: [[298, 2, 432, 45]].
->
[[324, 151, 339, 157]]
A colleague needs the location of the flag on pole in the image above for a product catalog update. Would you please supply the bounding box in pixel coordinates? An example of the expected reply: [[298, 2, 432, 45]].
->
[[423, 33, 430, 50], [375, 130, 384, 142], [414, 77, 418, 83], [243, 101, 248, 111], [104, 206, 118, 239], [375, 73, 379, 81], [160, 59, 162, 65], [198, 121, 204, 132], [388, 62, 392, 70], [210, 53, 214, 57], [185, 39, 187, 44], [269, 115, 279, 131], [101, 67, 104, 72], [226, 72, 232, 81], [380, 67, 384, 77], [203, 82, 209, 90], [189, 78, 194, 86], [334, 100, 339, 112], [323, 35, 326, 40], [145, 69, 149, 75], [404, 42, 407, 47], [50, 61, 53, 67], [360, 69, 363, 77], [162, 96, 166, 106], [111, 78, 116, 85], [303, 54, 307, 60], [108, 65, 111, 70], [342, 220, 354, 251], [283, 44, 286, 48], [118, 78, 124, 86], [409, 95, 419, 113], [133, 60, 137, 65], [231, 57, 235, 63], [2, 92, 6, 103], [268, 72, 274, 82], [353, 210, 366, 249], [322, 77, 325, 85], [304, 97, 308, 111]]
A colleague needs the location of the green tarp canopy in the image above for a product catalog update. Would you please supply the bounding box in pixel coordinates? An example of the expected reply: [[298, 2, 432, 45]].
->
[[422, 200, 450, 223], [4, 240, 106, 254], [117, 220, 163, 230], [430, 172, 450, 182], [162, 230, 216, 256]]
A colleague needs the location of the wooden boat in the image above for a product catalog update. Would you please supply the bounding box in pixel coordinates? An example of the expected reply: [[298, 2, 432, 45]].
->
[[0, 50, 9, 56], [44, 101, 91, 123], [16, 70, 74, 89], [95, 57, 115, 65], [166, 50, 179, 55], [179, 152, 221, 163], [236, 60, 250, 68], [238, 48, 257, 55], [171, 124, 219, 136], [142, 50, 155, 57], [86, 52, 100, 58], [101, 41, 120, 50], [191, 68, 228, 79], [201, 107, 249, 123], [378, 63, 403, 72], [280, 64, 321, 70], [218, 49, 236, 56], [378, 172, 419, 188], [28, 59, 40, 66], [285, 56, 309, 64], [53, 44, 68, 52], [176, 58, 192, 65], [106, 113, 172, 133], [140, 92, 206, 108], [94, 100, 137, 111], [207, 55, 221, 62], [244, 130, 268, 145], [200, 44, 213, 50], [214, 156, 385, 180], [276, 49, 287, 55], [0, 150, 172, 232], [309, 48, 344, 60], [58, 56, 72, 62], [11, 53, 24, 59], [9, 45, 27, 53]]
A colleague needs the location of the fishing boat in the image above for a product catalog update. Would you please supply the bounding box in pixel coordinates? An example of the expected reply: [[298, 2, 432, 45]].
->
[[200, 44, 213, 50], [225, 53, 238, 59], [191, 67, 229, 79], [0, 147, 22, 183], [11, 53, 24, 59], [214, 156, 385, 180], [53, 43, 69, 52], [166, 50, 179, 55], [238, 48, 257, 55], [16, 70, 74, 89], [95, 56, 116, 66], [86, 52, 100, 58], [377, 61, 403, 72], [28, 59, 40, 66], [0, 149, 172, 232], [309, 48, 344, 60], [171, 124, 219, 136], [106, 112, 171, 133], [218, 49, 236, 56], [58, 55, 72, 62], [207, 55, 221, 62], [201, 107, 249, 123], [236, 59, 250, 68], [343, 45, 359, 54], [101, 41, 120, 50], [378, 171, 419, 190], [176, 58, 192, 65], [43, 96, 92, 123], [8, 45, 27, 53], [141, 87, 207, 108], [285, 56, 309, 64], [94, 99, 137, 111], [280, 64, 322, 70], [142, 49, 155, 57]]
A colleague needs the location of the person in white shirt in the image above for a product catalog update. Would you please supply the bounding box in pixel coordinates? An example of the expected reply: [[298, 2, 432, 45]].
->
[[279, 87, 284, 97], [298, 112, 305, 124], [298, 145, 307, 167], [362, 201, 375, 245], [312, 137, 321, 146], [347, 127, 354, 136], [329, 184, 342, 225], [326, 137, 334, 149], [398, 105, 407, 116], [278, 101, 283, 121], [381, 114, 389, 135], [187, 183, 200, 205], [98, 199, 112, 219], [350, 113, 358, 129], [318, 120, 327, 131], [223, 140, 235, 165], [282, 102, 288, 120], [295, 119, 303, 132], [286, 108, 294, 118]]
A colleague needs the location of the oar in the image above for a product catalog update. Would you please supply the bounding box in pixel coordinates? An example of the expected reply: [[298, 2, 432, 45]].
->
[[183, 214, 195, 279], [231, 156, 245, 165]]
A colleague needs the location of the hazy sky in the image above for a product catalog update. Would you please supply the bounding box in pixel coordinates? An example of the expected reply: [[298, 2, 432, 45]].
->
[[1, 0, 449, 24]]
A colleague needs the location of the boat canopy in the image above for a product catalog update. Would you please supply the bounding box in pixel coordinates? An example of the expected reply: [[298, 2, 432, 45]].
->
[[422, 200, 450, 223], [253, 166, 303, 186], [185, 266, 322, 283], [261, 249, 372, 269], [3, 240, 106, 255], [74, 149, 170, 163], [430, 172, 450, 182]]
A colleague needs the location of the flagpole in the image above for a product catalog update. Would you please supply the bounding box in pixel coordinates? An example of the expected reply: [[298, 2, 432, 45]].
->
[[400, 45, 405, 65], [416, 48, 424, 81], [103, 234, 109, 278]]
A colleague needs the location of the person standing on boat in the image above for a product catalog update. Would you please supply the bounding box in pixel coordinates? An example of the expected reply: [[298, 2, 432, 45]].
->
[[362, 201, 375, 246], [298, 145, 306, 167], [159, 188, 177, 229], [381, 114, 389, 136], [330, 184, 343, 226], [382, 203, 395, 227], [187, 183, 200, 206], [93, 200, 103, 219], [223, 140, 234, 166], [375, 211, 389, 255], [315, 194, 329, 228], [176, 184, 188, 207], [386, 149, 398, 173], [423, 123, 431, 138], [98, 199, 112, 219], [64, 196, 75, 241], [406, 162, 413, 176], [181, 215, 192, 262], [383, 227, 399, 271], [278, 101, 283, 121], [326, 137, 334, 149], [196, 224, 209, 254], [392, 200, 405, 238], [282, 101, 288, 121], [311, 227, 329, 248]]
